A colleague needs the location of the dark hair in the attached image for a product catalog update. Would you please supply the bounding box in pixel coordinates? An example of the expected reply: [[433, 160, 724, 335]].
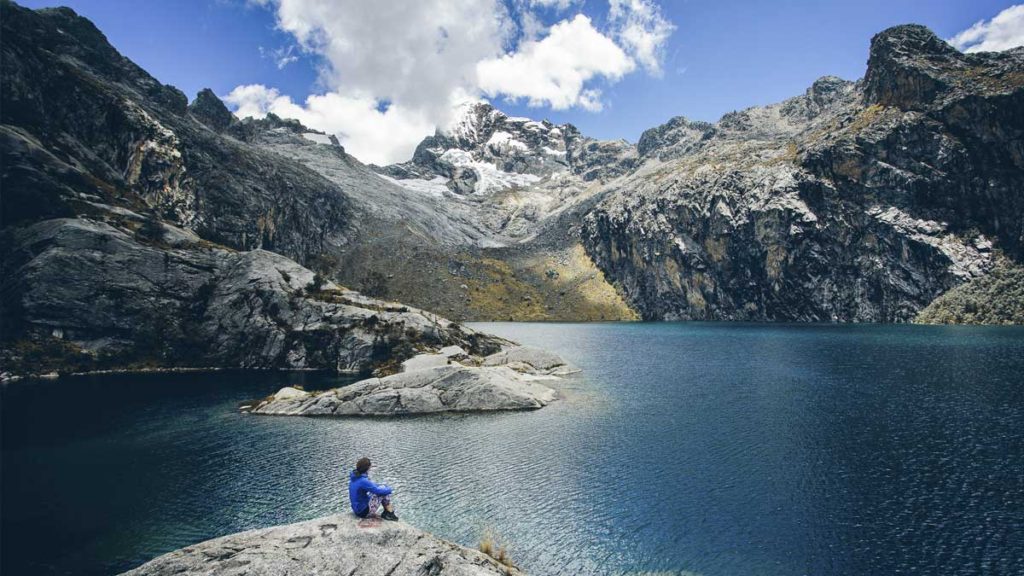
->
[[356, 457, 371, 474]]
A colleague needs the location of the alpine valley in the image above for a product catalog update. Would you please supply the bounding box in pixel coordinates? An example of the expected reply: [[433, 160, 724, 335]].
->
[[2, 0, 1023, 380]]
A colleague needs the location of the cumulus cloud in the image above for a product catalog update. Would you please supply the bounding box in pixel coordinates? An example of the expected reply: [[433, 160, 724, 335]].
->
[[232, 0, 675, 164], [477, 15, 634, 111], [949, 4, 1024, 53], [223, 84, 434, 166], [609, 0, 675, 75], [528, 0, 578, 9], [259, 45, 299, 69]]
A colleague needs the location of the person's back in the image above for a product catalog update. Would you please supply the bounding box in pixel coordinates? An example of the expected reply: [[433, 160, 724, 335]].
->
[[348, 457, 398, 521]]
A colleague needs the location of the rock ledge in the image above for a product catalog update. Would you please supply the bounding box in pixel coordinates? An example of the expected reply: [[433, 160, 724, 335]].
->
[[248, 345, 576, 416], [119, 513, 523, 576]]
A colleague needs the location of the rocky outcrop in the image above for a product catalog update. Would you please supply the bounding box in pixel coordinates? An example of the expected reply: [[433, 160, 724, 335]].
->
[[637, 116, 716, 161], [248, 345, 572, 416], [379, 101, 637, 193], [581, 25, 1023, 322], [3, 2, 1018, 326], [0, 0, 350, 265], [0, 217, 504, 376], [120, 514, 523, 576], [188, 88, 235, 132]]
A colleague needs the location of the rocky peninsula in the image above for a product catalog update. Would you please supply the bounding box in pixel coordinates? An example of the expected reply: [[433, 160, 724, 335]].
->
[[247, 345, 577, 416], [120, 514, 523, 576]]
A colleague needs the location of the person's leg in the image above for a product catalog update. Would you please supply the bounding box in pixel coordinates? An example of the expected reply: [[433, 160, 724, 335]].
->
[[379, 495, 398, 520], [367, 494, 383, 517]]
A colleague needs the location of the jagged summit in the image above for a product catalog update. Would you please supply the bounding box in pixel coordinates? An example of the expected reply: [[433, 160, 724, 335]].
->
[[864, 23, 1024, 109], [188, 88, 234, 132], [379, 101, 637, 195], [3, 3, 1021, 331]]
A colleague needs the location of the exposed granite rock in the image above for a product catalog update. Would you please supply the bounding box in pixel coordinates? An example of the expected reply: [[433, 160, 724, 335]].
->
[[120, 514, 523, 576], [581, 25, 1022, 322], [379, 101, 637, 192], [248, 345, 567, 416], [637, 116, 716, 161], [0, 0, 350, 264], [188, 88, 235, 132], [3, 2, 1019, 327], [0, 218, 505, 375], [480, 345, 579, 376]]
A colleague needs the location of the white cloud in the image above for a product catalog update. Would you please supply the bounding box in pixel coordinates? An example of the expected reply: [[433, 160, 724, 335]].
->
[[609, 0, 675, 75], [477, 15, 634, 111], [259, 45, 299, 69], [949, 4, 1024, 53], [528, 0, 578, 9], [223, 84, 435, 166], [232, 0, 675, 164]]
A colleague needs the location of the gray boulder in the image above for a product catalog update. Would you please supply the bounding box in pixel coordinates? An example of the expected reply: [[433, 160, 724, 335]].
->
[[119, 514, 523, 576], [250, 361, 561, 417], [0, 218, 506, 376]]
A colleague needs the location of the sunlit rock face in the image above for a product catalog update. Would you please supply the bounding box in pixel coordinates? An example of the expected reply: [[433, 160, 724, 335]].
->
[[581, 26, 1022, 321], [2, 1, 1021, 329], [120, 513, 525, 576], [1, 218, 507, 375], [378, 101, 637, 195], [0, 2, 351, 265]]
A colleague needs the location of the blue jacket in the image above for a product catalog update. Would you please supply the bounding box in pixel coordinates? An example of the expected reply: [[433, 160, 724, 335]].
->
[[348, 470, 392, 516]]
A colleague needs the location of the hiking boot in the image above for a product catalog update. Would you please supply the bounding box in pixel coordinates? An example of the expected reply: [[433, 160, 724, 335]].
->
[[381, 510, 399, 521]]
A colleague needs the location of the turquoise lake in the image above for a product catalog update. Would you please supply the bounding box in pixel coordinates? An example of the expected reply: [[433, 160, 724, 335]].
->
[[3, 323, 1023, 575]]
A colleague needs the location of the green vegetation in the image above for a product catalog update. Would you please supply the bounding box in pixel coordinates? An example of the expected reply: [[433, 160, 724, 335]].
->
[[915, 260, 1024, 325]]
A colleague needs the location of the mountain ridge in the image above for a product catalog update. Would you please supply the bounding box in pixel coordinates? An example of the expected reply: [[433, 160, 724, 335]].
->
[[2, 0, 1022, 349]]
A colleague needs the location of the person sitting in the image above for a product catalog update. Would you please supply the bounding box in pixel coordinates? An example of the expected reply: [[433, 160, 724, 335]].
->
[[348, 457, 398, 521]]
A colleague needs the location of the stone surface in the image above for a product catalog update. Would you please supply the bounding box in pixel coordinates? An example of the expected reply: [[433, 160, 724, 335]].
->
[[480, 346, 579, 375], [0, 1, 350, 265], [0, 218, 505, 375], [120, 514, 523, 576], [2, 1, 1020, 329], [249, 346, 565, 416], [581, 26, 1023, 322]]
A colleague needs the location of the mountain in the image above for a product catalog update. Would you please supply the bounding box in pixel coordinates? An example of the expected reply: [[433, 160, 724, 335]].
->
[[2, 0, 1021, 353], [582, 26, 1024, 321], [378, 100, 637, 194], [226, 101, 638, 322], [0, 1, 504, 378]]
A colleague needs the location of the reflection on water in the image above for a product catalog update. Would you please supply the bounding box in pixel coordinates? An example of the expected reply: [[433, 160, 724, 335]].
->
[[3, 323, 1024, 575]]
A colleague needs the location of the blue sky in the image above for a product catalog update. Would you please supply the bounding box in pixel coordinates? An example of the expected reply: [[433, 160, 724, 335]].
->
[[20, 1, 1023, 164]]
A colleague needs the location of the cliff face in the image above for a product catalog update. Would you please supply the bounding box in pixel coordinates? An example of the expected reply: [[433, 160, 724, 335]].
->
[[2, 0, 1020, 329], [581, 27, 1023, 321], [0, 218, 502, 376], [0, 0, 350, 264], [0, 1, 506, 378]]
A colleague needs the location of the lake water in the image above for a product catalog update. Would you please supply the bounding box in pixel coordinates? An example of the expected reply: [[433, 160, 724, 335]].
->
[[3, 323, 1024, 575]]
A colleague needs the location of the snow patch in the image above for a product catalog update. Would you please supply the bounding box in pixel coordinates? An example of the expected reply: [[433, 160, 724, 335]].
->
[[377, 174, 449, 198], [486, 131, 528, 151], [302, 132, 333, 145], [439, 149, 541, 195]]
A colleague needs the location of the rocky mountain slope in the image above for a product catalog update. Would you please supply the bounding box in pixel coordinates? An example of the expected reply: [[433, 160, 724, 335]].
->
[[238, 99, 638, 322], [0, 1, 506, 378], [2, 0, 1020, 334], [0, 2, 352, 264], [581, 26, 1023, 321]]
